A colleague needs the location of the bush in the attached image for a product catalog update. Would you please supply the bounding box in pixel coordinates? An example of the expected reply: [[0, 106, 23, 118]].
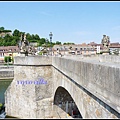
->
[[0, 103, 2, 110], [4, 56, 12, 63], [0, 103, 2, 107], [38, 51, 43, 55]]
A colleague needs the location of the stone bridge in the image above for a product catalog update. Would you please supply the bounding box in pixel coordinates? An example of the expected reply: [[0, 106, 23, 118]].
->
[[5, 55, 120, 118]]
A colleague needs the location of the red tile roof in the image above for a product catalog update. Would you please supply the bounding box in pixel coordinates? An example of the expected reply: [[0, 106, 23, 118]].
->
[[0, 46, 20, 53]]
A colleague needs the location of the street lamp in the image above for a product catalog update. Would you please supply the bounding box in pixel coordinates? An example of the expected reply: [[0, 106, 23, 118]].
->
[[49, 32, 53, 55]]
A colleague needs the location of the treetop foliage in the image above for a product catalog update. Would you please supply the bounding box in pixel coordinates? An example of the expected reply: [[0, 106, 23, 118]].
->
[[0, 27, 11, 32], [0, 27, 74, 47]]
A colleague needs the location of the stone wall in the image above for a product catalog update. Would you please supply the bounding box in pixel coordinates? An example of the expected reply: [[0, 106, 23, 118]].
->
[[14, 56, 52, 65], [52, 56, 120, 118], [5, 56, 53, 118], [99, 54, 120, 63], [5, 55, 120, 118], [52, 64, 119, 118]]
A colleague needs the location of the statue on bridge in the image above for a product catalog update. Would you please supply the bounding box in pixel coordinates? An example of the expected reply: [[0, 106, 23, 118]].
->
[[101, 35, 110, 54], [18, 33, 36, 56]]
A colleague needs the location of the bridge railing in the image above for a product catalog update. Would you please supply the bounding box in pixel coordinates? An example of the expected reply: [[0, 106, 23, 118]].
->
[[52, 56, 120, 115]]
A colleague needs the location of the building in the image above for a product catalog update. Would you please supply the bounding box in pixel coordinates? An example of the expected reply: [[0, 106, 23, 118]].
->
[[109, 42, 120, 54], [88, 42, 120, 55], [52, 43, 97, 56], [0, 30, 12, 38], [0, 46, 20, 62], [29, 42, 38, 47]]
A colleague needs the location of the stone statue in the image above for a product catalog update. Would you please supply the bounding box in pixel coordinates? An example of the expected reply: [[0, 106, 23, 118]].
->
[[101, 35, 110, 51], [18, 33, 36, 56]]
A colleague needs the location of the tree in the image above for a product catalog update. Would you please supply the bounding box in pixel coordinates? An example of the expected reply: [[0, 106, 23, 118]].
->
[[63, 42, 74, 45], [0, 37, 4, 46], [12, 36, 20, 43], [38, 38, 46, 46], [34, 34, 40, 40], [0, 27, 5, 31], [11, 39, 16, 46], [0, 26, 64, 47], [13, 29, 21, 37], [56, 41, 61, 45], [4, 34, 11, 42], [26, 33, 32, 41], [31, 34, 35, 40], [4, 56, 12, 63], [0, 103, 2, 111]]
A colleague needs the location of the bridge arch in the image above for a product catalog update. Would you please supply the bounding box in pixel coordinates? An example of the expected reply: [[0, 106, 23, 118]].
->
[[53, 86, 82, 118]]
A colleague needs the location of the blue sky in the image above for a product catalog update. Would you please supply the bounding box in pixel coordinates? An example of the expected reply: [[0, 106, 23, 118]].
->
[[0, 1, 120, 44]]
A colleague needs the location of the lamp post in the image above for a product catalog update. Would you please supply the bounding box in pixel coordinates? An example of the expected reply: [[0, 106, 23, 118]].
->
[[49, 32, 53, 56]]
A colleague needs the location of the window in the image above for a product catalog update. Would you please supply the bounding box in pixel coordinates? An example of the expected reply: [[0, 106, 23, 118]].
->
[[84, 48, 86, 53], [75, 48, 77, 51], [80, 48, 82, 51]]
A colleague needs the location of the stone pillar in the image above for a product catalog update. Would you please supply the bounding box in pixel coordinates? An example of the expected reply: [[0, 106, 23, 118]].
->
[[5, 56, 53, 118]]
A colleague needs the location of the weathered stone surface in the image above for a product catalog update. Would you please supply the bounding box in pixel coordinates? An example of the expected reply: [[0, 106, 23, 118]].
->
[[99, 55, 120, 64], [52, 56, 120, 118], [5, 55, 120, 118]]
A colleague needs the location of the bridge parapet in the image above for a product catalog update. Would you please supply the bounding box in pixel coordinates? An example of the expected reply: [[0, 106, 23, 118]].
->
[[5, 55, 120, 118], [5, 56, 53, 118], [99, 55, 120, 64], [52, 56, 120, 115], [14, 56, 52, 66]]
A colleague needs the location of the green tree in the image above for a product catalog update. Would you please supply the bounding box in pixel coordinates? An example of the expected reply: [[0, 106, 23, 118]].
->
[[0, 27, 5, 31], [38, 38, 46, 46], [0, 27, 63, 47], [11, 39, 16, 46], [4, 56, 12, 63], [13, 29, 21, 37], [0, 37, 4, 46], [12, 36, 20, 43], [0, 103, 2, 111], [56, 41, 61, 45], [63, 42, 75, 45], [4, 34, 11, 42], [26, 33, 32, 41], [34, 34, 40, 40], [3, 34, 15, 46], [31, 34, 35, 40]]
